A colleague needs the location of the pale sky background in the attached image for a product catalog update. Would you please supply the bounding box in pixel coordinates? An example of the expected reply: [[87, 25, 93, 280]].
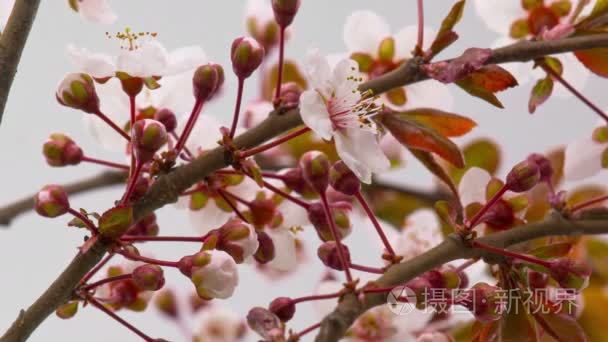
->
[[0, 1, 606, 341]]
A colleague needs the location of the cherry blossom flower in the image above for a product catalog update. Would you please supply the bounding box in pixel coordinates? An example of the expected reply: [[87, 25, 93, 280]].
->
[[472, 0, 588, 96], [69, 0, 117, 25], [192, 250, 239, 300], [300, 48, 390, 183], [564, 123, 608, 181], [193, 306, 247, 342], [342, 10, 454, 111], [394, 209, 444, 262], [0, 0, 14, 32], [68, 35, 206, 79]]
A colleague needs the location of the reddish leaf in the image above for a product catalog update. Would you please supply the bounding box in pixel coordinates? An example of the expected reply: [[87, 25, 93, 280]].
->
[[402, 108, 477, 138], [528, 77, 554, 113], [429, 0, 466, 57], [456, 65, 518, 108], [499, 304, 540, 342], [409, 149, 460, 201], [536, 312, 587, 342], [425, 48, 493, 83], [380, 112, 464, 167], [574, 47, 608, 78], [528, 242, 573, 258]]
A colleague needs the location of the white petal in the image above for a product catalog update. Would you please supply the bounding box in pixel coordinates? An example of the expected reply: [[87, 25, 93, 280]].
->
[[86, 78, 129, 151], [394, 25, 436, 59], [564, 135, 605, 181], [472, 0, 524, 35], [182, 114, 223, 152], [399, 80, 453, 112], [305, 48, 332, 95], [300, 90, 333, 140], [165, 46, 207, 75], [243, 100, 274, 128], [334, 128, 391, 184], [313, 280, 343, 317], [554, 53, 589, 98], [278, 199, 309, 228], [244, 0, 274, 23], [193, 307, 245, 341], [195, 251, 238, 299], [144, 72, 197, 117], [188, 201, 234, 235], [343, 10, 390, 55], [67, 44, 116, 78], [395, 209, 443, 261], [116, 40, 170, 77], [78, 0, 117, 24], [0, 0, 15, 32], [458, 167, 492, 206], [331, 58, 361, 89], [266, 227, 297, 271]]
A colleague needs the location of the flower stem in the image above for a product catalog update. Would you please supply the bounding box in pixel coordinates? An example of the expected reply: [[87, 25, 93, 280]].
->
[[120, 235, 208, 243], [291, 292, 342, 305], [229, 78, 245, 139], [293, 322, 322, 339], [87, 296, 157, 342], [118, 250, 179, 268], [416, 0, 425, 54], [79, 253, 115, 286], [120, 161, 143, 205], [174, 99, 204, 155], [349, 263, 384, 274], [81, 156, 130, 171], [571, 194, 608, 213], [320, 193, 353, 283], [170, 132, 194, 160], [262, 180, 309, 209], [67, 208, 97, 232], [94, 110, 131, 142], [355, 191, 395, 256], [239, 126, 310, 158], [274, 27, 286, 101], [471, 240, 551, 268], [466, 185, 508, 229], [217, 189, 250, 223], [541, 61, 608, 123], [81, 274, 131, 292]]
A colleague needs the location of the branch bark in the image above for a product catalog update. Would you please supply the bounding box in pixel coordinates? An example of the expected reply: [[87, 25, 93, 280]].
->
[[0, 171, 125, 226], [0, 0, 41, 124], [3, 33, 608, 342]]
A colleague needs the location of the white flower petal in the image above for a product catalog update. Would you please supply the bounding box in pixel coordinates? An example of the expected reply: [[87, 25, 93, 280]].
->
[[313, 280, 343, 317], [243, 100, 274, 128], [564, 135, 606, 181], [399, 79, 453, 111], [305, 48, 333, 95], [472, 0, 525, 35], [244, 0, 274, 23], [394, 25, 436, 59], [331, 58, 360, 90], [278, 199, 309, 228], [458, 167, 492, 206], [145, 72, 197, 117], [86, 78, 129, 151], [165, 45, 207, 75], [194, 307, 246, 342], [78, 0, 117, 25], [343, 10, 390, 55], [67, 44, 116, 78], [554, 53, 589, 98], [0, 0, 15, 32], [194, 251, 238, 299], [395, 209, 443, 261], [188, 201, 234, 235], [334, 128, 391, 184], [183, 114, 223, 153], [300, 90, 333, 140], [266, 227, 297, 271], [116, 40, 170, 77]]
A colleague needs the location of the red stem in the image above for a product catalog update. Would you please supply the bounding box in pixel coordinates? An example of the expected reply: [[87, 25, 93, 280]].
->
[[170, 131, 194, 160], [274, 27, 286, 101], [79, 253, 115, 286], [471, 240, 551, 268], [118, 250, 179, 268], [320, 194, 353, 282], [570, 194, 608, 213], [120, 161, 143, 205], [291, 292, 342, 305], [81, 274, 131, 292], [174, 99, 204, 154], [239, 127, 310, 158], [355, 191, 395, 256], [67, 208, 97, 232], [416, 0, 424, 53], [541, 62, 608, 123], [217, 189, 250, 223], [294, 322, 321, 339], [349, 263, 385, 274], [466, 185, 508, 229], [262, 180, 309, 209], [87, 296, 156, 342], [229, 78, 245, 139], [94, 110, 131, 142], [120, 235, 208, 243], [81, 156, 130, 171]]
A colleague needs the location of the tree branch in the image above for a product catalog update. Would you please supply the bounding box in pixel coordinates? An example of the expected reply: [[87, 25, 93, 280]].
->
[[3, 33, 608, 341], [0, 171, 125, 226], [0, 0, 41, 124]]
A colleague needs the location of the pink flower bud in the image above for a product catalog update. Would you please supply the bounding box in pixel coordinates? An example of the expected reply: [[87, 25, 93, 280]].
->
[[277, 82, 302, 109], [406, 277, 433, 310], [254, 230, 276, 264], [458, 283, 505, 322], [549, 258, 591, 291], [55, 301, 78, 319], [317, 241, 350, 271], [190, 251, 238, 299], [42, 133, 83, 167], [506, 160, 540, 192], [483, 199, 515, 230], [329, 161, 361, 196], [34, 185, 70, 218], [154, 289, 178, 319], [178, 251, 212, 277], [526, 153, 553, 184], [281, 168, 316, 198], [56, 73, 99, 114], [249, 197, 278, 228], [126, 213, 158, 237], [126, 176, 150, 202], [131, 119, 168, 163], [271, 0, 301, 27], [216, 218, 259, 263], [307, 201, 352, 242], [231, 37, 265, 79], [300, 151, 331, 194], [268, 297, 295, 322], [192, 63, 224, 101], [132, 264, 165, 291], [154, 108, 177, 133]]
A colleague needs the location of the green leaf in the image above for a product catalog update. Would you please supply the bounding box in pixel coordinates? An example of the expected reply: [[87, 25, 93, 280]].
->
[[447, 138, 501, 185], [98, 205, 134, 239], [401, 108, 477, 137], [429, 0, 466, 56], [456, 65, 518, 108], [576, 0, 608, 29], [528, 77, 554, 113]]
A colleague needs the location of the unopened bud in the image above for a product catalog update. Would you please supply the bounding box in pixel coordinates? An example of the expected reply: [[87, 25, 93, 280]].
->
[[269, 297, 296, 322], [506, 160, 540, 192], [231, 37, 265, 79], [549, 258, 591, 291], [247, 307, 282, 341], [34, 185, 70, 218], [329, 160, 360, 196], [55, 301, 78, 319], [56, 73, 99, 113], [132, 119, 168, 163], [154, 108, 177, 133], [191, 251, 238, 299], [281, 168, 316, 198], [178, 251, 212, 277], [216, 218, 259, 263], [459, 283, 505, 322], [126, 213, 158, 237], [317, 241, 350, 270], [43, 133, 83, 167], [193, 63, 224, 101], [406, 277, 432, 310], [154, 289, 178, 319], [249, 196, 278, 228], [307, 202, 352, 242], [271, 0, 301, 27], [300, 151, 330, 194], [277, 82, 302, 109], [132, 264, 165, 291], [254, 230, 275, 264], [526, 153, 553, 184]]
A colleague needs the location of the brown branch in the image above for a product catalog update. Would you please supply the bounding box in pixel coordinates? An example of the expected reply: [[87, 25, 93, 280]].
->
[[0, 0, 41, 123], [0, 171, 125, 226], [3, 33, 608, 342]]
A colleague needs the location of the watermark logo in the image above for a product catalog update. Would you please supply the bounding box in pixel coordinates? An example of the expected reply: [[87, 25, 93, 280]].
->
[[386, 286, 417, 315]]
